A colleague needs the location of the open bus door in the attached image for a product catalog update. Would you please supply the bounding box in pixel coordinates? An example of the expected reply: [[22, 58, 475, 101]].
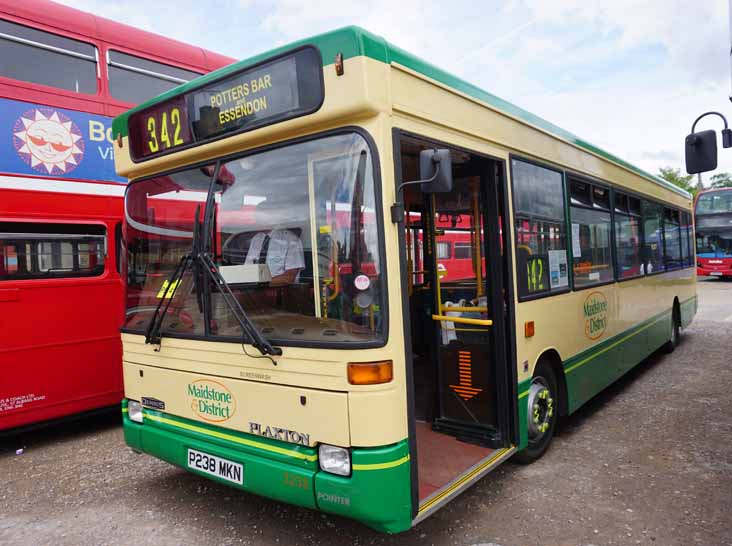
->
[[396, 134, 516, 519]]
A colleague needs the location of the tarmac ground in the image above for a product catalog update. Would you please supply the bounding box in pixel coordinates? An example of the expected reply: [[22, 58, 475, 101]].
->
[[1, 278, 731, 546]]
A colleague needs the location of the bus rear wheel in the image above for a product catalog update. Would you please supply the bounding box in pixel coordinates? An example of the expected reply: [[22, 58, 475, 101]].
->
[[515, 361, 559, 464], [662, 305, 680, 354]]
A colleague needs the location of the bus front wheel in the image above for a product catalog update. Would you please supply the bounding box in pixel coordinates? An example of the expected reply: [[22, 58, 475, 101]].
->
[[515, 361, 559, 464]]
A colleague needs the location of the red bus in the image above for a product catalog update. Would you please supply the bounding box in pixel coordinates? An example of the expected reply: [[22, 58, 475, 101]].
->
[[695, 187, 732, 278], [0, 0, 232, 431]]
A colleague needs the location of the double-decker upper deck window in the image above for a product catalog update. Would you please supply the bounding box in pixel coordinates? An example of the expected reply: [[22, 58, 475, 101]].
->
[[570, 179, 614, 287], [108, 50, 200, 104], [614, 193, 643, 279], [511, 159, 569, 298], [0, 19, 97, 94], [0, 222, 106, 280]]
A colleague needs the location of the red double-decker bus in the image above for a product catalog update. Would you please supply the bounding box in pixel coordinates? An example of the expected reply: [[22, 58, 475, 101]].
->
[[0, 0, 232, 431], [695, 187, 732, 278]]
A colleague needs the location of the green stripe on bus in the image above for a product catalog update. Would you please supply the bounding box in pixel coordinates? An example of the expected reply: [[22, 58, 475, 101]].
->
[[141, 408, 318, 463], [352, 454, 410, 471], [111, 27, 689, 198]]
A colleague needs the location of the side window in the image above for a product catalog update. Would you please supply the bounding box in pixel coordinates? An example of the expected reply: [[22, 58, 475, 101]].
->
[[107, 50, 200, 104], [436, 241, 451, 260], [569, 180, 614, 287], [0, 222, 106, 280], [0, 19, 97, 93], [681, 212, 693, 267], [454, 242, 471, 259], [641, 200, 665, 274], [511, 159, 569, 298], [665, 209, 682, 270], [614, 193, 643, 279]]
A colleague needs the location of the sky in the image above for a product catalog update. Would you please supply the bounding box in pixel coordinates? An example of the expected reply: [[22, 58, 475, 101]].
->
[[59, 0, 732, 187]]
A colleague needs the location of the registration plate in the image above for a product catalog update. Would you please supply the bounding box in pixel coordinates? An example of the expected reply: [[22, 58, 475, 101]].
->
[[187, 448, 243, 485], [710, 271, 723, 276]]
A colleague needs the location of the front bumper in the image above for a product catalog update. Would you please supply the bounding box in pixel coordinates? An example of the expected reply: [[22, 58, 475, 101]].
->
[[697, 266, 732, 277], [121, 400, 412, 533]]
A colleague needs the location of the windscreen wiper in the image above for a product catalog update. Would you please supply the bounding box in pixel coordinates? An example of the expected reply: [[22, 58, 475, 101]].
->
[[144, 204, 202, 346], [196, 164, 281, 358], [198, 252, 282, 357]]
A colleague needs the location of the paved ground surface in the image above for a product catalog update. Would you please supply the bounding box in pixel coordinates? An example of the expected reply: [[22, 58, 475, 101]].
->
[[1, 279, 731, 546]]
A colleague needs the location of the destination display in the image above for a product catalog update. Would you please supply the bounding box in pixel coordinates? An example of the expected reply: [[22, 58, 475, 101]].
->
[[128, 47, 323, 161]]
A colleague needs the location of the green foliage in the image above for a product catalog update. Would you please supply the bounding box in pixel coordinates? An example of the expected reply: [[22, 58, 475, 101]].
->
[[710, 172, 732, 188], [657, 167, 696, 196]]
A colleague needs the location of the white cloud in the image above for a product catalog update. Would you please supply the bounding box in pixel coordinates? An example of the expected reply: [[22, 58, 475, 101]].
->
[[53, 0, 732, 183]]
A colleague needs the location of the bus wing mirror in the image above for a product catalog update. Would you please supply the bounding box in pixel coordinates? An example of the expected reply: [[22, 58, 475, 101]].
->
[[419, 149, 453, 193], [685, 130, 718, 174]]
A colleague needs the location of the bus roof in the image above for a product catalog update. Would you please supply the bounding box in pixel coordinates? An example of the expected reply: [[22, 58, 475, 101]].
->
[[1, 0, 233, 72], [112, 25, 690, 199]]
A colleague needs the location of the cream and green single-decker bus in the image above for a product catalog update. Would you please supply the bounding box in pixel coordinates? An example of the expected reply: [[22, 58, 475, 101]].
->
[[114, 27, 697, 533]]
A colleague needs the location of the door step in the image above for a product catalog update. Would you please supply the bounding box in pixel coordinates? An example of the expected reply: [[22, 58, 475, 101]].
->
[[414, 446, 515, 524]]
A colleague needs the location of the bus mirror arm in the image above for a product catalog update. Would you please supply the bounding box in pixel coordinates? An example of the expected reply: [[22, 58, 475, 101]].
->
[[391, 149, 453, 223]]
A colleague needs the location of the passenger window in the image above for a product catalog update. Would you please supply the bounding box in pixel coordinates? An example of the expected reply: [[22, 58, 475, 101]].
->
[[663, 208, 682, 270], [0, 222, 106, 280], [454, 242, 471, 259], [436, 241, 451, 260], [614, 191, 642, 279], [511, 159, 569, 298], [569, 179, 614, 287], [108, 50, 200, 104], [641, 201, 665, 274], [680, 212, 691, 267], [0, 19, 97, 93]]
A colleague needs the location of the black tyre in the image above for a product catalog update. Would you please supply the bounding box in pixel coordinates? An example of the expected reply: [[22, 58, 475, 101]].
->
[[514, 360, 559, 464], [662, 305, 680, 354]]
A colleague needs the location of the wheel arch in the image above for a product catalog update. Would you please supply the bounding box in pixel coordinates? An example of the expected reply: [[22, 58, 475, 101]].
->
[[533, 348, 568, 417]]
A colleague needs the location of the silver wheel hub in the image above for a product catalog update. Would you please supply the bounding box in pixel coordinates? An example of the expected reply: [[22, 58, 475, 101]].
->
[[527, 377, 554, 440]]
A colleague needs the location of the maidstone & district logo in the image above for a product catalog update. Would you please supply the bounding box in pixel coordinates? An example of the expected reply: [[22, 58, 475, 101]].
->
[[187, 379, 237, 423], [583, 291, 608, 340]]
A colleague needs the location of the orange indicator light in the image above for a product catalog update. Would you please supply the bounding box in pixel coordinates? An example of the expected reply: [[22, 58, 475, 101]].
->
[[525, 321, 535, 338], [348, 360, 393, 385]]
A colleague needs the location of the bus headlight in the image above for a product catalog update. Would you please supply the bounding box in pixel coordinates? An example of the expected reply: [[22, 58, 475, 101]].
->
[[128, 400, 143, 423], [318, 444, 351, 476]]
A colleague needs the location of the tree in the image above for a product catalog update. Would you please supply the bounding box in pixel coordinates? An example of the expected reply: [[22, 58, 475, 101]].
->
[[657, 167, 697, 196], [710, 172, 732, 189]]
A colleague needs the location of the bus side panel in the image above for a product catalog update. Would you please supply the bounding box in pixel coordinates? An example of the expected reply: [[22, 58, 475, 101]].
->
[[680, 295, 697, 328], [0, 278, 123, 429], [563, 308, 669, 414]]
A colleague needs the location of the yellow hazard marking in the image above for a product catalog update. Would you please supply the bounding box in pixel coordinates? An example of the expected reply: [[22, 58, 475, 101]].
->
[[156, 279, 182, 299]]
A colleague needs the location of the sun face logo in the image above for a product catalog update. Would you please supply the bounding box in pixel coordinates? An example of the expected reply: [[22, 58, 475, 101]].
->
[[13, 109, 84, 175]]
